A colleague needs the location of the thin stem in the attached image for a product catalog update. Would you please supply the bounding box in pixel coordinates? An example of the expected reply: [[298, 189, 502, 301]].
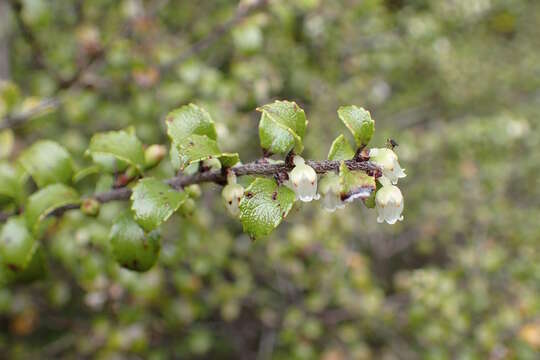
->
[[0, 98, 60, 130], [0, 158, 380, 223]]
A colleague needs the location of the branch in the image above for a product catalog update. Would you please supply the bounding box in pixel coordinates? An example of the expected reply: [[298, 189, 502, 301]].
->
[[161, 0, 269, 72], [0, 98, 60, 130], [0, 157, 380, 223]]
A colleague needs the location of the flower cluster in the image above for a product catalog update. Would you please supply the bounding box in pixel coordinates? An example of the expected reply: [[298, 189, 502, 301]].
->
[[285, 149, 406, 224]]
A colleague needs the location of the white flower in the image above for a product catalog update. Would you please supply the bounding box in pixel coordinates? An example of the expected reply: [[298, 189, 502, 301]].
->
[[288, 155, 320, 202], [375, 184, 404, 224], [318, 173, 345, 212], [222, 183, 244, 217], [369, 148, 406, 185]]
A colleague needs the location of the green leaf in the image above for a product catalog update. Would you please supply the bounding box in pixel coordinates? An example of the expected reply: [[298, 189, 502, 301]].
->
[[258, 100, 307, 139], [0, 217, 37, 272], [110, 213, 161, 272], [25, 184, 80, 232], [218, 152, 240, 168], [89, 153, 129, 173], [130, 178, 188, 231], [166, 104, 238, 169], [175, 134, 222, 170], [328, 134, 355, 161], [166, 103, 217, 144], [337, 105, 375, 147], [258, 115, 302, 155], [362, 179, 383, 209], [339, 162, 376, 203], [88, 129, 145, 172], [257, 101, 306, 155], [72, 165, 101, 183], [18, 140, 74, 187], [0, 162, 24, 205], [239, 178, 296, 239], [2, 245, 46, 284]]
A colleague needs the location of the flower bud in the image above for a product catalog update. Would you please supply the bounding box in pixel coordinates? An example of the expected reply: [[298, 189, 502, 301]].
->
[[288, 156, 320, 202], [185, 184, 202, 199], [81, 198, 100, 217], [144, 144, 167, 168], [179, 198, 196, 217], [318, 173, 345, 212], [202, 157, 222, 171], [369, 148, 406, 185], [375, 184, 404, 224], [222, 183, 244, 217]]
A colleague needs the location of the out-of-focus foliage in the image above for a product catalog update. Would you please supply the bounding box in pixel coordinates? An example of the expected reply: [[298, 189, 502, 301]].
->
[[1, 0, 539, 359]]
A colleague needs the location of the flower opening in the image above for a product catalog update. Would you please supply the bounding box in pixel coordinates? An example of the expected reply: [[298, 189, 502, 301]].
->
[[375, 184, 404, 224], [288, 155, 320, 202], [369, 148, 406, 185]]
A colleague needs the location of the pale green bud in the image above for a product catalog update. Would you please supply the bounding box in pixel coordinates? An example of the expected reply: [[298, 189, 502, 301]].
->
[[222, 183, 244, 217], [81, 198, 100, 217], [144, 144, 167, 168]]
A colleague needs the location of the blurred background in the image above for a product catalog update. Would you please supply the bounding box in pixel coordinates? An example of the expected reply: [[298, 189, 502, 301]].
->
[[0, 0, 539, 358]]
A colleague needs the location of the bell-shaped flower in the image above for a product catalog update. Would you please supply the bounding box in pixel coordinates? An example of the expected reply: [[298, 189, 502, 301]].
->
[[318, 173, 345, 212], [375, 183, 404, 224], [288, 155, 320, 202], [369, 148, 406, 185]]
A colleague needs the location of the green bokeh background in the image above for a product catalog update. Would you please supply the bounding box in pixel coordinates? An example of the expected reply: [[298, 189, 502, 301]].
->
[[0, 0, 539, 358]]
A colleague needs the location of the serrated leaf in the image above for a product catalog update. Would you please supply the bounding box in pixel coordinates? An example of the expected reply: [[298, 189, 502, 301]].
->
[[239, 178, 296, 239], [130, 178, 188, 231], [88, 129, 145, 172], [258, 114, 303, 155], [176, 134, 222, 169], [258, 100, 307, 139], [0, 217, 37, 272], [110, 213, 161, 272], [166, 103, 217, 144], [257, 101, 307, 155], [25, 184, 80, 232], [337, 105, 375, 147], [328, 134, 355, 161], [18, 140, 74, 187], [339, 162, 376, 203], [0, 162, 24, 205]]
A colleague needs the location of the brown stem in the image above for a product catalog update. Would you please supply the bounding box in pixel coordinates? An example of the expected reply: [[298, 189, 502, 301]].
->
[[0, 158, 380, 223]]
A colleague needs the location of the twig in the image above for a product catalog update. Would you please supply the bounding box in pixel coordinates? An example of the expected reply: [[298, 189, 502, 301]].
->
[[160, 0, 270, 72], [0, 158, 381, 223], [0, 98, 60, 130]]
